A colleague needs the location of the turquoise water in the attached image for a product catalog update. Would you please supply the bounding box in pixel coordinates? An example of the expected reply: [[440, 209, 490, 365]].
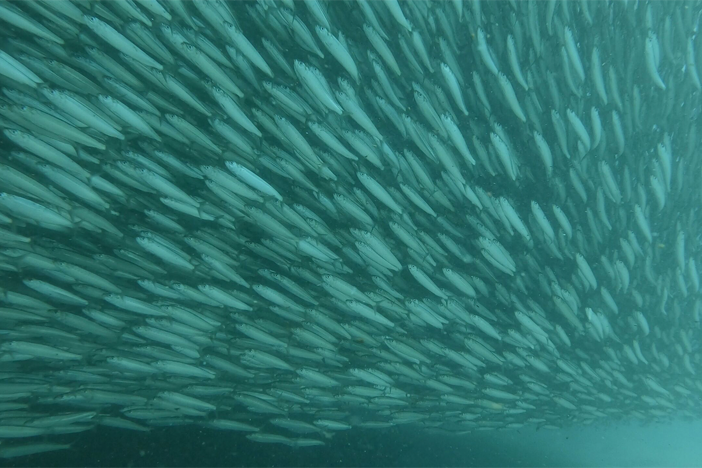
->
[[1, 0, 702, 466], [8, 420, 702, 467]]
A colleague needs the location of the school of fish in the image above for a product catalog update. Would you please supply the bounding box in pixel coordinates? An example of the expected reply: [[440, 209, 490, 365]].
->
[[0, 0, 701, 458]]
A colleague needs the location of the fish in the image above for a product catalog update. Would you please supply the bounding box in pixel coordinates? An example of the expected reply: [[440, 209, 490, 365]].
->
[[0, 0, 699, 454]]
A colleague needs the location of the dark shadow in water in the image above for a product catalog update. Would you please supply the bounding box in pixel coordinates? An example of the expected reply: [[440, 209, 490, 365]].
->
[[0, 428, 579, 468], [5, 420, 702, 467]]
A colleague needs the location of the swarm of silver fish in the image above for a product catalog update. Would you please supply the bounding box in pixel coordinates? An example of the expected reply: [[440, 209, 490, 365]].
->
[[0, 0, 700, 458]]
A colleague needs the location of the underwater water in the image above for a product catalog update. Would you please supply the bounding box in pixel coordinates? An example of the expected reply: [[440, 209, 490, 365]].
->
[[0, 0, 702, 466], [8, 420, 702, 467]]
